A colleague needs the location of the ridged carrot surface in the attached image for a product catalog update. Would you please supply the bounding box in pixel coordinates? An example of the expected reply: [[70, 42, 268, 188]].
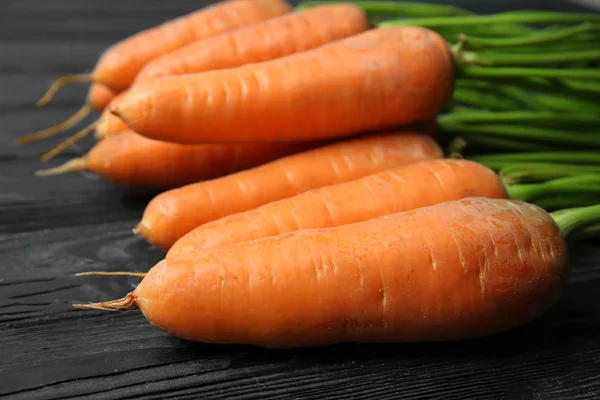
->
[[135, 131, 443, 250], [134, 4, 370, 83], [95, 0, 291, 91], [90, 197, 567, 348], [112, 26, 455, 144], [167, 159, 509, 256], [37, 130, 314, 189]]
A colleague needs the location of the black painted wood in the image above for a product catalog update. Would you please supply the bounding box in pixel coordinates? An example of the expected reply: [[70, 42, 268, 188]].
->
[[1, 1, 600, 399]]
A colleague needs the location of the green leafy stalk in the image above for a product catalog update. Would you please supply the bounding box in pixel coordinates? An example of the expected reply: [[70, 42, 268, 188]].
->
[[439, 121, 600, 148], [438, 110, 600, 124], [379, 11, 600, 28], [499, 163, 600, 184], [460, 66, 600, 80], [560, 79, 600, 93], [550, 204, 600, 239], [447, 135, 561, 153], [507, 174, 600, 204], [294, 1, 472, 17], [470, 152, 600, 170], [537, 196, 600, 212], [451, 87, 522, 111], [458, 48, 600, 66], [459, 22, 598, 49]]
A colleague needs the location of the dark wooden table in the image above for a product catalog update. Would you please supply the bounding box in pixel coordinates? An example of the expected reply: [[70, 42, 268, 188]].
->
[[2, 1, 600, 399]]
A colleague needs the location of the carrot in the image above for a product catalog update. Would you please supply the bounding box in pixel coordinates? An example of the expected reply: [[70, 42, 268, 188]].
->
[[40, 4, 367, 158], [16, 84, 116, 145], [34, 130, 315, 188], [135, 130, 443, 250], [134, 4, 370, 84], [166, 158, 508, 256], [95, 93, 130, 139], [111, 26, 455, 144], [37, 0, 291, 100], [75, 197, 580, 348]]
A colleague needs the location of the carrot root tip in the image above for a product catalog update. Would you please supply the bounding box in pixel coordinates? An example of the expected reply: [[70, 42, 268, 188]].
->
[[37, 74, 92, 108], [40, 120, 98, 162], [132, 222, 148, 237], [35, 158, 87, 177], [73, 293, 136, 312], [16, 104, 92, 145]]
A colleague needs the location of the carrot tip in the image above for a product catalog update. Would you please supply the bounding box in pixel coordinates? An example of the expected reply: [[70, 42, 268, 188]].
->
[[35, 157, 87, 177], [37, 74, 92, 108], [73, 293, 136, 312], [132, 222, 147, 237], [75, 271, 147, 278]]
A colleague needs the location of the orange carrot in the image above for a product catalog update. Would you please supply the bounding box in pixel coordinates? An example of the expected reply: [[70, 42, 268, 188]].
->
[[112, 26, 455, 144], [23, 0, 290, 147], [75, 197, 567, 348], [38, 0, 291, 99], [167, 159, 509, 257], [135, 130, 443, 250], [95, 92, 130, 139], [35, 130, 315, 188], [134, 4, 370, 84], [88, 83, 117, 112], [16, 83, 117, 145]]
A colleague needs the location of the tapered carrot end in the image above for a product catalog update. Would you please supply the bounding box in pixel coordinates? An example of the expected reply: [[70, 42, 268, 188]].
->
[[94, 117, 108, 140], [75, 271, 147, 278], [132, 222, 148, 237], [37, 74, 92, 108], [40, 120, 98, 162], [73, 293, 137, 312], [16, 104, 92, 145], [35, 157, 87, 177]]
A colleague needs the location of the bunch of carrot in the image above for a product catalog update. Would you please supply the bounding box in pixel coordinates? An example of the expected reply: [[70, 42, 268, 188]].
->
[[19, 0, 600, 348]]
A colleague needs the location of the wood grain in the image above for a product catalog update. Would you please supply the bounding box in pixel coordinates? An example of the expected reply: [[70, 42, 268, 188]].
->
[[1, 0, 600, 399]]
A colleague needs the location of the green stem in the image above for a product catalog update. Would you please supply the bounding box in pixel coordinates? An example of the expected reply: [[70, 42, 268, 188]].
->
[[499, 163, 600, 184], [449, 134, 560, 153], [531, 91, 600, 113], [459, 48, 600, 66], [507, 174, 600, 203], [470, 152, 600, 169], [536, 196, 600, 212], [294, 1, 471, 17], [439, 121, 600, 148], [451, 87, 522, 111], [459, 22, 598, 49], [379, 11, 600, 28], [560, 79, 600, 93], [439, 111, 600, 124], [460, 66, 600, 80], [550, 204, 600, 238]]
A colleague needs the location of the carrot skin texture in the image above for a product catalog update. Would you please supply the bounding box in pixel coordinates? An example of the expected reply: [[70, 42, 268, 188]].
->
[[167, 159, 509, 256], [87, 83, 117, 112], [93, 0, 291, 91], [133, 197, 567, 348], [86, 130, 316, 188], [134, 4, 370, 84], [137, 131, 443, 250], [113, 27, 455, 144]]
